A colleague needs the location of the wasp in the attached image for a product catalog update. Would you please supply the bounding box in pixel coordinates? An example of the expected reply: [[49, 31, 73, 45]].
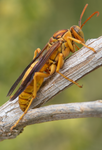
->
[[7, 4, 99, 130]]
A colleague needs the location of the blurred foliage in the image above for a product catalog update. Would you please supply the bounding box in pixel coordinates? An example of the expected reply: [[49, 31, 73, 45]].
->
[[0, 0, 102, 149]]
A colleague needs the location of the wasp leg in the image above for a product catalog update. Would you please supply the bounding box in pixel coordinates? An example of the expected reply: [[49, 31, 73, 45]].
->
[[33, 48, 41, 59], [66, 38, 75, 53], [74, 43, 80, 50], [10, 72, 49, 131], [56, 53, 82, 88], [49, 64, 56, 75], [68, 37, 96, 52], [33, 72, 50, 97]]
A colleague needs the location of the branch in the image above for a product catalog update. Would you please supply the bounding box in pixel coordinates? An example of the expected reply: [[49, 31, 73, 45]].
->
[[0, 36, 102, 141]]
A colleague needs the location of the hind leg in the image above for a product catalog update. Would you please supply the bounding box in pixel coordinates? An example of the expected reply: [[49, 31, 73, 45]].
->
[[10, 72, 49, 131]]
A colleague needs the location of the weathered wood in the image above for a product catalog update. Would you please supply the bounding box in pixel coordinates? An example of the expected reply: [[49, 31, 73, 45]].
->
[[0, 36, 102, 141]]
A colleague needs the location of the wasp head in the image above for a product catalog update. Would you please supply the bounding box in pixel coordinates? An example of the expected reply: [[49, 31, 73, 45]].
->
[[70, 25, 85, 43], [70, 4, 99, 44]]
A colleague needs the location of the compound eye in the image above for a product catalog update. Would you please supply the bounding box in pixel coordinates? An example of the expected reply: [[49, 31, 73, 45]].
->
[[74, 26, 84, 38], [71, 26, 85, 43], [78, 29, 84, 38]]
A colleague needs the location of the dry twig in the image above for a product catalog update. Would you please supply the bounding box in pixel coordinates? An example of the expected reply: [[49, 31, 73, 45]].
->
[[0, 36, 102, 141]]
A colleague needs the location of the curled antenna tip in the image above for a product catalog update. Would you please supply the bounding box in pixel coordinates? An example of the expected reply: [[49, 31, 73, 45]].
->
[[96, 11, 99, 17]]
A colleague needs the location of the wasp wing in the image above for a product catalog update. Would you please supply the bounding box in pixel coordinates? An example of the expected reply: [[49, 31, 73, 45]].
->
[[7, 43, 48, 97], [9, 41, 61, 101]]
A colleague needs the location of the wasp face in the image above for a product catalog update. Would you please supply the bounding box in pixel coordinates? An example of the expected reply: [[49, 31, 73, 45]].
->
[[70, 25, 85, 43]]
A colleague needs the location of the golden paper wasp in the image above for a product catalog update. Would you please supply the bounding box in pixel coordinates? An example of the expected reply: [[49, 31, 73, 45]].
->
[[7, 4, 99, 130]]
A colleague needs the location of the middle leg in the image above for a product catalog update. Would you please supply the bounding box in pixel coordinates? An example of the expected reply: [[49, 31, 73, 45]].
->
[[56, 53, 82, 88]]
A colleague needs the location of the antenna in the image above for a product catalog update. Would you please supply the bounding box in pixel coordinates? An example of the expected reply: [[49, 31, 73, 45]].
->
[[78, 4, 99, 29]]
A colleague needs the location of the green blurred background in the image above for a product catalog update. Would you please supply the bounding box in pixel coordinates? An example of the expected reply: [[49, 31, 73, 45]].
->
[[0, 0, 102, 149]]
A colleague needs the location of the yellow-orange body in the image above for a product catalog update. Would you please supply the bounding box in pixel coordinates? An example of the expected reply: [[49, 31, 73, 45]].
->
[[7, 4, 99, 130], [19, 28, 83, 112]]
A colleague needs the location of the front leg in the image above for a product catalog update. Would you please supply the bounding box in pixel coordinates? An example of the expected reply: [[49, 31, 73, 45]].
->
[[67, 37, 96, 52]]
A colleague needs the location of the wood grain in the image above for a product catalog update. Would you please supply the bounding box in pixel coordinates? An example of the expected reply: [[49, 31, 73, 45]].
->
[[0, 36, 102, 141]]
